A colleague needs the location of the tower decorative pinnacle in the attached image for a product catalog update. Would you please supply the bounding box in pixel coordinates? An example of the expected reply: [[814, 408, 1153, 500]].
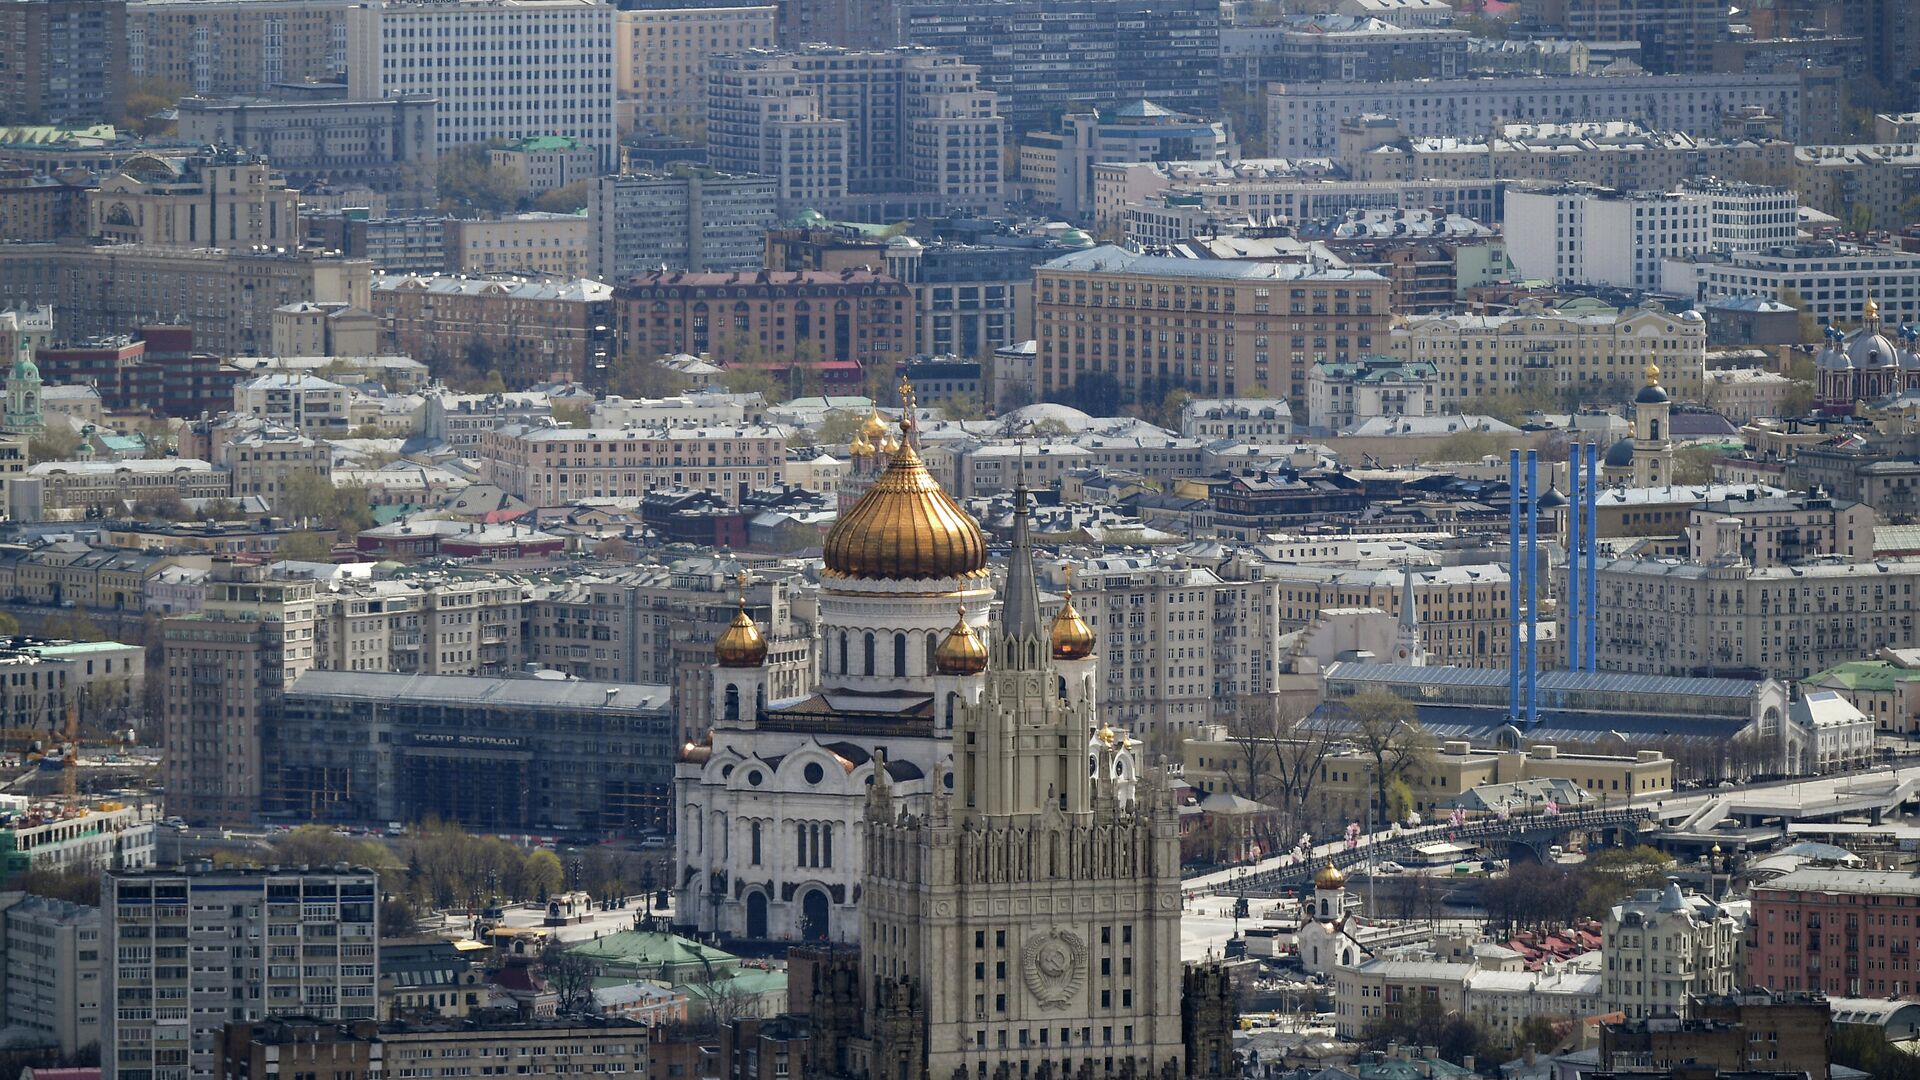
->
[[1002, 480, 1043, 642], [1644, 362, 1660, 387]]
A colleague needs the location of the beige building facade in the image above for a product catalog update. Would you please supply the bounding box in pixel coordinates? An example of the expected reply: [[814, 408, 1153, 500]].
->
[[1390, 307, 1708, 406], [127, 0, 354, 96], [615, 3, 777, 137], [479, 422, 787, 506], [444, 214, 590, 278]]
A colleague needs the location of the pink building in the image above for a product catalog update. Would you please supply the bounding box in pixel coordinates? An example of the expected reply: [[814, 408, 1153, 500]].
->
[[1748, 865, 1920, 998]]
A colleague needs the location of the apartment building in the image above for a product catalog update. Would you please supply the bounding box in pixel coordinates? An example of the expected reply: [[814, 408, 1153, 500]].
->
[[614, 0, 776, 137], [1350, 122, 1794, 197], [589, 171, 778, 278], [0, 246, 371, 358], [478, 421, 788, 506], [706, 45, 1004, 215], [611, 268, 910, 365], [1533, 0, 1724, 73], [103, 864, 379, 1080], [1791, 143, 1920, 231], [226, 427, 332, 513], [1034, 245, 1390, 406], [1018, 102, 1231, 220], [22, 459, 230, 516], [0, 0, 127, 123], [174, 95, 438, 203], [0, 800, 158, 886], [1604, 884, 1749, 1019], [1390, 307, 1708, 405], [310, 575, 526, 677], [524, 563, 813, 736], [0, 895, 103, 1057], [344, 0, 618, 168], [232, 374, 353, 437], [1506, 181, 1799, 289], [1685, 489, 1874, 569], [370, 274, 614, 384], [1269, 72, 1805, 154], [1747, 866, 1920, 997], [126, 0, 352, 96], [899, 0, 1221, 138], [159, 561, 317, 825], [87, 152, 295, 249], [1672, 242, 1920, 331], [1098, 161, 1503, 237], [443, 214, 591, 279], [1594, 555, 1920, 682]]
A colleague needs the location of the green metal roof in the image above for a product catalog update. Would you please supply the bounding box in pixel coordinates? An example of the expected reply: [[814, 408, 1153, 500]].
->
[[1808, 660, 1920, 692]]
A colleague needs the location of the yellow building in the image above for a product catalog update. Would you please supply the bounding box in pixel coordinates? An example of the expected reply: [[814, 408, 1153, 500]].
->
[[89, 154, 301, 250], [1390, 305, 1707, 407], [444, 213, 591, 279], [1182, 738, 1672, 825]]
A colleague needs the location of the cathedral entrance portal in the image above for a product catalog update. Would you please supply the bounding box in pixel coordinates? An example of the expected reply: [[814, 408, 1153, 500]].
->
[[746, 891, 768, 939], [801, 888, 830, 941]]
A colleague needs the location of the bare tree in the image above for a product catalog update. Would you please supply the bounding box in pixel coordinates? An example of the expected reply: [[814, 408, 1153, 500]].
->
[[1223, 695, 1341, 849], [1335, 689, 1432, 827], [540, 938, 597, 1015]]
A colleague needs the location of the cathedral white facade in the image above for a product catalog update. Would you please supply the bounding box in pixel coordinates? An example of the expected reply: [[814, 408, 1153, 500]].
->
[[675, 401, 997, 945]]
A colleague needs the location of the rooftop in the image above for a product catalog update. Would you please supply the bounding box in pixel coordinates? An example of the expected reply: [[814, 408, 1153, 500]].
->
[[1043, 245, 1386, 283], [287, 670, 671, 712]]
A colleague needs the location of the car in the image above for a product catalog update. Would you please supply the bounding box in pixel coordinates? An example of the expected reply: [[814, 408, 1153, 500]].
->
[[1375, 861, 1405, 874], [162, 817, 188, 830], [639, 836, 668, 849]]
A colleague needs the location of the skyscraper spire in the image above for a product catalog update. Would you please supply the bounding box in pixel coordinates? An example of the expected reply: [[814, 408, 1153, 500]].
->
[[1395, 560, 1424, 664], [1002, 479, 1043, 641]]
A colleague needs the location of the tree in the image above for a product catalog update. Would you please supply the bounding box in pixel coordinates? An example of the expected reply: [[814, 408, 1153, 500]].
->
[[42, 609, 105, 643], [436, 143, 522, 213], [1360, 995, 1490, 1065], [0, 609, 17, 636], [540, 938, 597, 1014], [1431, 429, 1508, 462], [1579, 845, 1673, 915], [282, 471, 341, 525], [941, 394, 989, 421], [550, 401, 591, 429], [27, 425, 81, 464], [12, 865, 101, 905], [593, 536, 637, 563], [278, 531, 335, 561], [1672, 445, 1718, 485], [1157, 387, 1194, 431], [532, 181, 590, 214], [200, 497, 241, 521], [523, 848, 566, 902], [1335, 689, 1431, 828], [607, 358, 693, 400], [1223, 695, 1340, 848], [380, 896, 418, 938], [123, 78, 187, 137]]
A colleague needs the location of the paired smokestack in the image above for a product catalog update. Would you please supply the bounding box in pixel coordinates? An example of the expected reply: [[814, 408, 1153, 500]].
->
[[1509, 449, 1522, 722], [1585, 441, 1598, 671], [1525, 449, 1539, 727], [1509, 448, 1546, 724]]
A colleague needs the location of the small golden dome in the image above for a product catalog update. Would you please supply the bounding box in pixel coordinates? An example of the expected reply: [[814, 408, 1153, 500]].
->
[[861, 408, 889, 441], [849, 431, 872, 457], [879, 431, 900, 455], [679, 735, 713, 765], [1096, 722, 1117, 748], [714, 575, 767, 667], [822, 379, 988, 582], [1050, 588, 1096, 660], [1315, 862, 1346, 890], [934, 606, 989, 675]]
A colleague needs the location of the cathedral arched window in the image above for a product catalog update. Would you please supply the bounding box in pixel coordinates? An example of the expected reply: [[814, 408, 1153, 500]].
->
[[1650, 419, 1661, 440], [863, 632, 876, 676], [749, 821, 761, 865], [723, 683, 739, 722], [894, 632, 907, 677], [796, 822, 808, 866], [821, 824, 833, 868], [838, 631, 849, 675], [945, 692, 958, 729], [1058, 676, 1068, 700], [924, 633, 936, 674]]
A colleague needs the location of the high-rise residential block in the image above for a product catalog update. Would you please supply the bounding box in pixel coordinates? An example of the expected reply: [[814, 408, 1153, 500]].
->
[[0, 0, 127, 123], [1532, 0, 1726, 74], [707, 45, 1003, 216], [900, 0, 1221, 138], [127, 0, 352, 97], [160, 560, 317, 825], [345, 0, 618, 169], [614, 0, 776, 137], [1505, 181, 1798, 289], [103, 864, 379, 1080], [0, 894, 104, 1057], [589, 170, 778, 278]]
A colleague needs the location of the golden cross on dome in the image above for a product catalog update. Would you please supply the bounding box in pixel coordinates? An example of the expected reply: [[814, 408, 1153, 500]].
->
[[897, 376, 917, 432], [735, 570, 750, 605], [1644, 362, 1660, 387]]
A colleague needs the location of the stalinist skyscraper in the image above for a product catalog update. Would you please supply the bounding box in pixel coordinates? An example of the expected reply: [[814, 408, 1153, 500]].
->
[[830, 480, 1224, 1080]]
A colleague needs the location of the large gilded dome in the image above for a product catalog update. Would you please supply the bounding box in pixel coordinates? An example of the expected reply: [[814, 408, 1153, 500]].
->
[[822, 399, 988, 582]]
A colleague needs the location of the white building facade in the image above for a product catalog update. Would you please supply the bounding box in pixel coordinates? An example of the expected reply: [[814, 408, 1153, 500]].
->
[[345, 0, 618, 168], [1603, 883, 1748, 1019]]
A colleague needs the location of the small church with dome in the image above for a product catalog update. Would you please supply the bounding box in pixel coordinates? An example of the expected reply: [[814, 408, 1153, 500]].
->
[[1815, 298, 1920, 415]]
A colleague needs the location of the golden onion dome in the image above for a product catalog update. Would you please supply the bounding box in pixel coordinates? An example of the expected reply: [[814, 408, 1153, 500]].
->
[[861, 408, 889, 441], [934, 606, 989, 675], [849, 431, 872, 457], [1315, 862, 1346, 890], [714, 576, 768, 667], [822, 382, 988, 582], [879, 431, 900, 455], [679, 735, 713, 765], [1050, 588, 1096, 660], [1095, 722, 1118, 748]]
